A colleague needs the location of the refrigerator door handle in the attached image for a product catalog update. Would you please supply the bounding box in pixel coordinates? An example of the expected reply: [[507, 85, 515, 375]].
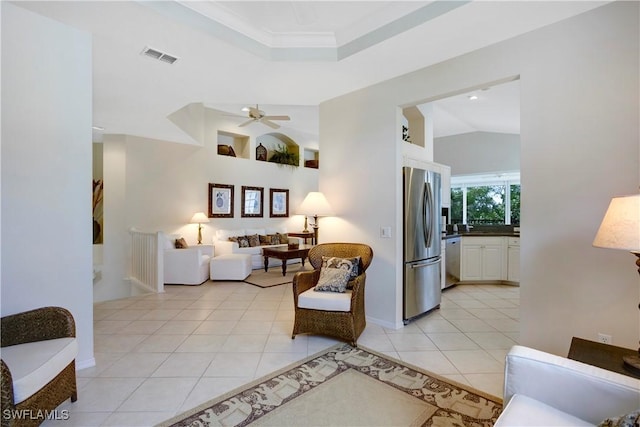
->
[[410, 258, 440, 269], [423, 181, 433, 247]]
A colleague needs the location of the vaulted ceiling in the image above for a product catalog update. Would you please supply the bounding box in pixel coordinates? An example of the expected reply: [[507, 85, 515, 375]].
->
[[16, 1, 607, 143]]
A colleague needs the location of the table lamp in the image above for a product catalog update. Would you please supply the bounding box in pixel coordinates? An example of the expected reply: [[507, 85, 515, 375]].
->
[[592, 194, 640, 372], [190, 212, 210, 245], [298, 192, 333, 242]]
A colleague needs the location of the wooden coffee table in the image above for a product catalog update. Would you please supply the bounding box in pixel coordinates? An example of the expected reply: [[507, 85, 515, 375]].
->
[[262, 245, 313, 276]]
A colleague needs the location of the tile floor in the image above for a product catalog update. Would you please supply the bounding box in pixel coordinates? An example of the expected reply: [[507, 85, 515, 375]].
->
[[47, 281, 519, 426]]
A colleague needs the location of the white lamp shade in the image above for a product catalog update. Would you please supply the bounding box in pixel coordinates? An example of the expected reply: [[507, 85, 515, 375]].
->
[[190, 212, 210, 224], [298, 192, 333, 217], [593, 194, 640, 251]]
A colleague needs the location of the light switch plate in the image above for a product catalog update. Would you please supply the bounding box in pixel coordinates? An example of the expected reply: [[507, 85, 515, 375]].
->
[[380, 226, 391, 238]]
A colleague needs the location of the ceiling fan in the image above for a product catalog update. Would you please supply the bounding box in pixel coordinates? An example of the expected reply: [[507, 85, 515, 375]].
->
[[238, 105, 290, 129]]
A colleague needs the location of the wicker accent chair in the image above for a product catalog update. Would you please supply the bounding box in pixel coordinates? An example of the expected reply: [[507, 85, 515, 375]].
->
[[1, 307, 78, 427], [292, 243, 374, 346]]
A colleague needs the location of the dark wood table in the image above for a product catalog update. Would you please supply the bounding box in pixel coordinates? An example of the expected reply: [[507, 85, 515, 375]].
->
[[287, 231, 316, 245], [262, 245, 313, 276], [568, 336, 640, 379]]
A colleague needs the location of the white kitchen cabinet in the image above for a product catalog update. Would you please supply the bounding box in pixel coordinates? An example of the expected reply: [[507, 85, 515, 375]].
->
[[439, 164, 451, 208], [461, 237, 504, 282], [507, 237, 520, 282]]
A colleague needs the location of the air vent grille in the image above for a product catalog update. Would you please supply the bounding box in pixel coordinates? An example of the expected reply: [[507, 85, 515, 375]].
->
[[141, 46, 179, 65]]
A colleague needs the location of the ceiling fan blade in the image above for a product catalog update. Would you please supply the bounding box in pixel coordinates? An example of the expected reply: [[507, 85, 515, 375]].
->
[[262, 115, 290, 121], [238, 119, 255, 127], [260, 119, 280, 129]]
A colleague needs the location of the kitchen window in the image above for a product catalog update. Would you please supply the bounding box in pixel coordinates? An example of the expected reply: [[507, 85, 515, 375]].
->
[[451, 173, 520, 225]]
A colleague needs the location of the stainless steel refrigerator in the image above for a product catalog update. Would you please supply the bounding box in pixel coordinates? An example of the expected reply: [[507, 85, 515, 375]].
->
[[403, 166, 442, 323]]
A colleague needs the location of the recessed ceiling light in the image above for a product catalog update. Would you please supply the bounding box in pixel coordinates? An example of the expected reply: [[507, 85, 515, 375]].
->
[[468, 95, 479, 101], [92, 126, 105, 131]]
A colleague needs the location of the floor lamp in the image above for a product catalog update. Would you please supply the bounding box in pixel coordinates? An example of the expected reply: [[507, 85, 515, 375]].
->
[[298, 192, 333, 244], [593, 194, 640, 373]]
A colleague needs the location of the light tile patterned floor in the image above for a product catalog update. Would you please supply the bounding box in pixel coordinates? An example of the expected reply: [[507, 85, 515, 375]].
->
[[47, 281, 519, 426]]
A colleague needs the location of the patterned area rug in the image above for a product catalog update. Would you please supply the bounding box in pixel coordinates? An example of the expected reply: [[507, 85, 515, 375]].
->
[[243, 263, 313, 288], [157, 344, 503, 427]]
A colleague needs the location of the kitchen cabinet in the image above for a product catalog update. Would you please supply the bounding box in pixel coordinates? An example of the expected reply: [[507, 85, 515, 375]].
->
[[507, 237, 520, 282], [459, 236, 520, 283], [460, 237, 504, 282], [439, 164, 451, 208]]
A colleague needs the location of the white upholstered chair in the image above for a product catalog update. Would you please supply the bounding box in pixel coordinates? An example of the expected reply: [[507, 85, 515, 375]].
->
[[495, 345, 640, 426], [162, 233, 212, 285]]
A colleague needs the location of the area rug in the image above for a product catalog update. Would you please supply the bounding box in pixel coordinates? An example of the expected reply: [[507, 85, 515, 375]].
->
[[243, 263, 313, 288], [157, 344, 502, 427]]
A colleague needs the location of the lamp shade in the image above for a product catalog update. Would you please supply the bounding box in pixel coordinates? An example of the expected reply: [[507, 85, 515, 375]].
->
[[298, 192, 333, 217], [593, 194, 640, 252], [190, 212, 210, 224]]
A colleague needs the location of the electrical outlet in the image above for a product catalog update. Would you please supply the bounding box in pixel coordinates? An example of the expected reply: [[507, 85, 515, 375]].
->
[[597, 333, 612, 344]]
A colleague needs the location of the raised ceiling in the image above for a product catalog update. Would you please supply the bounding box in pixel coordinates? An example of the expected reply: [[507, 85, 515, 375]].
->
[[16, 1, 607, 143], [145, 1, 467, 60]]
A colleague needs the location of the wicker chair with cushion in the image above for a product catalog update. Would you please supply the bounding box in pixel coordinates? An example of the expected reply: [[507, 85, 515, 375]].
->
[[292, 243, 373, 346], [1, 307, 78, 427]]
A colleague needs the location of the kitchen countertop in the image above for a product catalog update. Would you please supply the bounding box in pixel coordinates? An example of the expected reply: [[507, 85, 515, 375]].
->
[[442, 232, 520, 239]]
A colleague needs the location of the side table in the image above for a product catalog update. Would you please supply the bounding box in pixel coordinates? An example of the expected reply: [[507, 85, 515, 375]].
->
[[567, 336, 640, 379], [288, 231, 316, 245]]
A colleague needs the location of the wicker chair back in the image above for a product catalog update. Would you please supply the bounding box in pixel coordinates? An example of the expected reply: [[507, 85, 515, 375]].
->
[[307, 243, 373, 272]]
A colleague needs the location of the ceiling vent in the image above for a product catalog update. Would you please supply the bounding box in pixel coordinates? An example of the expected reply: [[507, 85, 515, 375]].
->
[[141, 46, 179, 65]]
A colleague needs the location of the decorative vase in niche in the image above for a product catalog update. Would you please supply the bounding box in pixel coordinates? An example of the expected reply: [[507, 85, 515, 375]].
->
[[256, 143, 267, 161]]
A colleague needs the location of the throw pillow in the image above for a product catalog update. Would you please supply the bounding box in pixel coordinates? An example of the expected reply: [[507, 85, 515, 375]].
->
[[247, 234, 260, 247], [259, 235, 271, 245], [174, 237, 188, 249], [599, 410, 640, 427], [314, 268, 351, 293], [275, 232, 288, 244], [322, 256, 361, 280], [236, 235, 250, 248]]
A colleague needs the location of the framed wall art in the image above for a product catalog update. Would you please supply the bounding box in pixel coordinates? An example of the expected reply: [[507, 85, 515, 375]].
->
[[241, 186, 263, 218], [208, 183, 234, 218], [270, 188, 289, 217]]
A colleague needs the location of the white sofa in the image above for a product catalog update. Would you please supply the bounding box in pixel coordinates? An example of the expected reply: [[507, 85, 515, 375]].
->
[[495, 345, 640, 426], [213, 228, 302, 270], [162, 233, 213, 285]]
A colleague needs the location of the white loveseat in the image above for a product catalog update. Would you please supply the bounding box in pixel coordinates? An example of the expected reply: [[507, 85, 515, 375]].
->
[[162, 233, 213, 285], [213, 228, 302, 270], [495, 345, 640, 426]]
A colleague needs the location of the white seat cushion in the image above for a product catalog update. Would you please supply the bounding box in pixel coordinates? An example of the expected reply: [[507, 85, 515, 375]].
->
[[1, 337, 78, 404], [211, 254, 252, 280], [494, 394, 594, 427], [298, 288, 352, 312]]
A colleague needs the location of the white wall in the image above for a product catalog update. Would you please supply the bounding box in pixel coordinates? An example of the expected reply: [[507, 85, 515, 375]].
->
[[1, 3, 94, 367], [320, 2, 639, 354], [96, 110, 319, 301], [435, 132, 520, 176]]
